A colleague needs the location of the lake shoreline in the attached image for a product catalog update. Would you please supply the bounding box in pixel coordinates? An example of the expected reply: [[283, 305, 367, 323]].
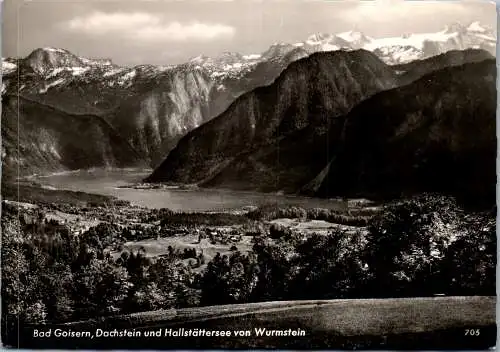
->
[[21, 168, 374, 212], [19, 167, 155, 181]]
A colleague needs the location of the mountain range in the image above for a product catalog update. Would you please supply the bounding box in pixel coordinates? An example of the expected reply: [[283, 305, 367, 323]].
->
[[146, 49, 495, 205], [1, 22, 497, 205]]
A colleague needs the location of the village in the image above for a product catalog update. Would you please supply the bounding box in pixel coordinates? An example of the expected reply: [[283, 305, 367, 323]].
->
[[3, 194, 372, 274], [3, 198, 256, 258]]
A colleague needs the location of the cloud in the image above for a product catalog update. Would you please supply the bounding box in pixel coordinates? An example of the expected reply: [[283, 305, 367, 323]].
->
[[341, 0, 470, 23], [135, 22, 236, 41], [60, 11, 235, 42]]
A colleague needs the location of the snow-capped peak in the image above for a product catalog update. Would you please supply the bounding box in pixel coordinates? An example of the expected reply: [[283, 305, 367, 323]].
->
[[2, 59, 17, 75], [242, 54, 261, 61], [306, 33, 335, 44], [467, 21, 490, 33], [269, 42, 290, 48], [185, 20, 496, 75], [304, 31, 371, 50], [364, 31, 455, 51], [443, 22, 467, 34], [190, 55, 209, 64], [43, 47, 68, 54], [79, 57, 114, 67], [470, 21, 486, 33], [2, 20, 496, 98], [362, 21, 495, 64], [337, 30, 373, 44]]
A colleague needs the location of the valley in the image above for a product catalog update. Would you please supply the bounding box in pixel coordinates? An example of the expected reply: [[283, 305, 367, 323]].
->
[[7, 168, 378, 275]]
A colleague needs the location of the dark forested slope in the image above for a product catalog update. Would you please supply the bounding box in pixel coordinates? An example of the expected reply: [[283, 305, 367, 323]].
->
[[1, 96, 146, 177], [315, 59, 496, 207], [146, 50, 399, 191]]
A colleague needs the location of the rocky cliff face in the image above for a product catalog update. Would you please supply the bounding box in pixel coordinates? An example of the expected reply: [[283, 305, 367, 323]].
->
[[2, 47, 309, 169], [103, 66, 216, 166], [315, 59, 496, 207], [146, 50, 400, 191]]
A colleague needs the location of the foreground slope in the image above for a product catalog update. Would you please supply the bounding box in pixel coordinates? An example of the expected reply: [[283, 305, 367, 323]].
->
[[315, 59, 496, 207], [146, 50, 399, 190], [16, 297, 496, 349]]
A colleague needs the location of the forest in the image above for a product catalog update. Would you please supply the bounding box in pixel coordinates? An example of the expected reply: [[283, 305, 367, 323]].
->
[[1, 194, 495, 345]]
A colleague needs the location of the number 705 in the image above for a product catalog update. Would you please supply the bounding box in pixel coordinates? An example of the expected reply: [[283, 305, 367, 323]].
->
[[465, 329, 480, 336]]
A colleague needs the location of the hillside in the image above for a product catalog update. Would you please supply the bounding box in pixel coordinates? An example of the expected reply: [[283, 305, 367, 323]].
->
[[1, 96, 146, 178], [146, 50, 399, 191], [315, 59, 496, 207]]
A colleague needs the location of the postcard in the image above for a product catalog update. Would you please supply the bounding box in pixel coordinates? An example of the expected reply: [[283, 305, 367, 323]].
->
[[1, 0, 496, 349]]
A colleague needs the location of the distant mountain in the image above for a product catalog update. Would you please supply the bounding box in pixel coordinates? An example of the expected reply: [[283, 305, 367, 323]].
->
[[21, 47, 113, 75], [1, 46, 310, 167], [1, 96, 146, 178], [1, 51, 246, 167], [242, 21, 496, 66], [246, 21, 496, 66], [366, 22, 496, 64], [3, 20, 494, 100], [145, 50, 400, 190], [314, 59, 496, 207]]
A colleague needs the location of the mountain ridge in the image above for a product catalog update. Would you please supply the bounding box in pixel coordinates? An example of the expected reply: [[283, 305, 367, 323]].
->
[[1, 95, 147, 178], [145, 49, 400, 189], [315, 59, 496, 207]]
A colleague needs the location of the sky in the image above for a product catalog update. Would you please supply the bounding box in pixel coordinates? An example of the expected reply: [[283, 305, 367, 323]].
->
[[2, 0, 497, 66]]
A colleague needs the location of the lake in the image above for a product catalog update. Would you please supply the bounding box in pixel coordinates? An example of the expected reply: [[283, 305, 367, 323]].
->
[[32, 168, 345, 212]]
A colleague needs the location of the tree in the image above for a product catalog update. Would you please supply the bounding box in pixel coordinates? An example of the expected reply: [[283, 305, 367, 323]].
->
[[147, 256, 196, 308], [39, 262, 74, 322], [363, 194, 464, 297], [1, 215, 45, 344], [130, 282, 167, 311], [440, 212, 496, 295], [291, 231, 368, 299], [250, 237, 296, 302], [72, 258, 132, 319], [200, 252, 258, 305], [23, 301, 48, 324], [269, 223, 292, 239]]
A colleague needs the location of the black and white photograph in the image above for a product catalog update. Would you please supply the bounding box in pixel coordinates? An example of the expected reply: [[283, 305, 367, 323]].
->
[[1, 0, 497, 349]]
